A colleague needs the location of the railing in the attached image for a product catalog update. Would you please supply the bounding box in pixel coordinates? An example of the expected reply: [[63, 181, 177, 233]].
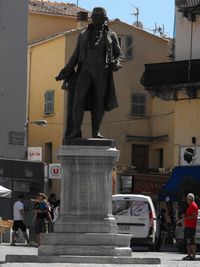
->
[[141, 59, 200, 87], [176, 0, 200, 8]]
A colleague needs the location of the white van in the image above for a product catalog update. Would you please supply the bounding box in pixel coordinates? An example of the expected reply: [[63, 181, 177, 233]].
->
[[112, 194, 157, 248]]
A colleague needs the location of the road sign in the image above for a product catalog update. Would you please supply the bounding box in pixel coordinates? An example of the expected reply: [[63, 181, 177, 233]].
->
[[49, 163, 62, 179]]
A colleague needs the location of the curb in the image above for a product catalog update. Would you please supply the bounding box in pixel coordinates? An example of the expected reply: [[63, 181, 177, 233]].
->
[[6, 255, 161, 264]]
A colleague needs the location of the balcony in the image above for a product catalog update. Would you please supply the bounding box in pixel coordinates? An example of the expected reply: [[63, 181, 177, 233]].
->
[[176, 0, 200, 20], [176, 0, 200, 8], [141, 59, 200, 100]]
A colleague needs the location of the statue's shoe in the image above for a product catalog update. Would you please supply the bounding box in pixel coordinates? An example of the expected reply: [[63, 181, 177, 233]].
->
[[92, 132, 103, 139], [66, 130, 82, 139]]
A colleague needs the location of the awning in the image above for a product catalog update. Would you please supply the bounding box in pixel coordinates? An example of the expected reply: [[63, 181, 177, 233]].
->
[[159, 166, 200, 201], [0, 185, 11, 198]]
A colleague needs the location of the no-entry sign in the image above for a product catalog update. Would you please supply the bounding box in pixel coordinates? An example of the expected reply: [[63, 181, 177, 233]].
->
[[49, 163, 62, 179]]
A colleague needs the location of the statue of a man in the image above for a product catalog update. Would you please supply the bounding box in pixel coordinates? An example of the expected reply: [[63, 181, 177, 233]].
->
[[56, 7, 123, 139]]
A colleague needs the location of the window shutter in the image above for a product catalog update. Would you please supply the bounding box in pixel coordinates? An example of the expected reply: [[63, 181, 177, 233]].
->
[[125, 35, 133, 59], [44, 90, 54, 114]]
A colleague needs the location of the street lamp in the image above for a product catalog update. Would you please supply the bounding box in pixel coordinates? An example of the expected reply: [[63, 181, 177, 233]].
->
[[28, 119, 47, 126]]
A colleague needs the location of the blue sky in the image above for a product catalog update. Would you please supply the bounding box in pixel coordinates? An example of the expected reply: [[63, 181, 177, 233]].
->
[[57, 0, 175, 37]]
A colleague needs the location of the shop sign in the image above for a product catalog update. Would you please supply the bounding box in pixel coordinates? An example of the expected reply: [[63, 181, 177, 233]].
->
[[180, 146, 200, 166], [120, 176, 132, 193], [49, 163, 62, 179], [9, 131, 24, 145], [27, 147, 42, 161], [134, 175, 168, 195]]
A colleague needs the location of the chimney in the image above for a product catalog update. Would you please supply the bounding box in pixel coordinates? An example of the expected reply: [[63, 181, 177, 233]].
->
[[77, 11, 88, 28]]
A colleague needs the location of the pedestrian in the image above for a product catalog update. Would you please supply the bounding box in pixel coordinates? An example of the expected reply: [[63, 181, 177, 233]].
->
[[156, 208, 168, 251], [48, 193, 60, 232], [182, 193, 199, 261], [11, 194, 30, 246], [55, 7, 123, 140], [32, 193, 52, 246]]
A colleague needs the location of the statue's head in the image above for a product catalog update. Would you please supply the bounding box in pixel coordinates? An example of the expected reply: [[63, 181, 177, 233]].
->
[[91, 7, 108, 25]]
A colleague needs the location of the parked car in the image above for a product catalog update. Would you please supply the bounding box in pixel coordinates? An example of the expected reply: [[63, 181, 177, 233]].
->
[[112, 194, 157, 249], [175, 209, 200, 253]]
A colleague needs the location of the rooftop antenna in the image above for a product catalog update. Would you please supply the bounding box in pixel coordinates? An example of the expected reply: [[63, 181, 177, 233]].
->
[[131, 5, 139, 26], [153, 23, 165, 37]]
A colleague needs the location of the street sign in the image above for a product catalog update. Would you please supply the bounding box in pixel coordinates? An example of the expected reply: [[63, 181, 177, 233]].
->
[[49, 163, 62, 179], [27, 147, 42, 161]]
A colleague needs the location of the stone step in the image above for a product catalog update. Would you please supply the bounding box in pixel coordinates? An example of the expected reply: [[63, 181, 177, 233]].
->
[[38, 245, 132, 256], [40, 232, 131, 246]]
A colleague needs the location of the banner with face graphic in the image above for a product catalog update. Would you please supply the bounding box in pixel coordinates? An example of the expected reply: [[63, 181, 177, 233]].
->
[[180, 146, 200, 165]]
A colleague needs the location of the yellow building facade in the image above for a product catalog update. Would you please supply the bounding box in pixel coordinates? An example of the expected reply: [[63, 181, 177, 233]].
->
[[28, 0, 89, 42], [28, 20, 171, 195]]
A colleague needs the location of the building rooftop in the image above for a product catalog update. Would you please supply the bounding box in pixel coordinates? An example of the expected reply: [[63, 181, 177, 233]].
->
[[29, 0, 89, 17]]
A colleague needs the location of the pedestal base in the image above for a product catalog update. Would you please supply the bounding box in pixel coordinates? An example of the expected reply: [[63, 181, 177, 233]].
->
[[38, 232, 132, 256], [41, 141, 131, 257]]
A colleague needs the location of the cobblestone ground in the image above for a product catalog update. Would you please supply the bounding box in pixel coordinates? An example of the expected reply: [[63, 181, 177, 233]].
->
[[0, 244, 200, 267]]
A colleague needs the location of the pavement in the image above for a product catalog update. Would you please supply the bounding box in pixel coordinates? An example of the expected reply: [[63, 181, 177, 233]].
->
[[1, 243, 200, 267]]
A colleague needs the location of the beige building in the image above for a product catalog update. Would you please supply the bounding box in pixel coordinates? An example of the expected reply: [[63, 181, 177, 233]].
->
[[28, 17, 171, 196], [140, 1, 200, 208], [142, 1, 200, 169], [28, 0, 90, 42]]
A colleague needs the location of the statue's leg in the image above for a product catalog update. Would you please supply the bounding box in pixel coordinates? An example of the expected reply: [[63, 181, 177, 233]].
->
[[91, 68, 109, 138], [66, 69, 92, 139], [91, 110, 104, 138], [64, 85, 74, 137]]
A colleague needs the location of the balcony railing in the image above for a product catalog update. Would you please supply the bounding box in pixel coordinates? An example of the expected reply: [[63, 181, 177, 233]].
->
[[176, 0, 200, 19], [176, 0, 200, 8], [141, 59, 200, 88]]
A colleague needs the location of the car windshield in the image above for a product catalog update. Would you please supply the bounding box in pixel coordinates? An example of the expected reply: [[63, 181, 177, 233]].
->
[[112, 200, 149, 216]]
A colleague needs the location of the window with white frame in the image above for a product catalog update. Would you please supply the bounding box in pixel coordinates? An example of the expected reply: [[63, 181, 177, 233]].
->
[[131, 93, 146, 116], [118, 35, 133, 59], [44, 90, 54, 115]]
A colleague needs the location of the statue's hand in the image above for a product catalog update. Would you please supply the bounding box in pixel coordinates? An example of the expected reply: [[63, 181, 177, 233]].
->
[[55, 68, 67, 81], [111, 60, 122, 72]]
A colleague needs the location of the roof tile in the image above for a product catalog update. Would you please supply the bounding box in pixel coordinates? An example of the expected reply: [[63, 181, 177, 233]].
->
[[29, 0, 90, 17]]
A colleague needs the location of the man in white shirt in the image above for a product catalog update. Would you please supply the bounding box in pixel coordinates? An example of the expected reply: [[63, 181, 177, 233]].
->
[[11, 194, 30, 245]]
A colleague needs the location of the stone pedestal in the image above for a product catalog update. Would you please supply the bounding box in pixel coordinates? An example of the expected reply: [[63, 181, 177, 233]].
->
[[38, 139, 132, 256]]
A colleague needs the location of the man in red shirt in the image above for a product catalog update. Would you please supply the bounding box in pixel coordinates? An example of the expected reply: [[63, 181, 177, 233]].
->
[[182, 193, 199, 261]]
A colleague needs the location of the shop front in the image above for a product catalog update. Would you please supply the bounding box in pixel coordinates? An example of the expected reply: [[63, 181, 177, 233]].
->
[[118, 171, 170, 202], [0, 158, 45, 241]]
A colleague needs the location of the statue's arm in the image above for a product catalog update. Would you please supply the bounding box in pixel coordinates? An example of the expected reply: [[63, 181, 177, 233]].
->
[[55, 34, 81, 81], [64, 34, 81, 73], [111, 32, 123, 71]]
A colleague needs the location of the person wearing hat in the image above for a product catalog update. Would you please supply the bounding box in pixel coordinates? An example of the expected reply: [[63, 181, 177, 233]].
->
[[56, 7, 123, 139]]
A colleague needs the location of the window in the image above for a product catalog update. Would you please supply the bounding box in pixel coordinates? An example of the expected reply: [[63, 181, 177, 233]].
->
[[132, 144, 149, 169], [131, 93, 146, 116], [45, 142, 52, 163], [159, 149, 164, 168], [118, 35, 133, 59], [44, 90, 54, 115]]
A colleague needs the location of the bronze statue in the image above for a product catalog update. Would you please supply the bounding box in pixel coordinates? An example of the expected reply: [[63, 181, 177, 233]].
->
[[56, 7, 123, 139]]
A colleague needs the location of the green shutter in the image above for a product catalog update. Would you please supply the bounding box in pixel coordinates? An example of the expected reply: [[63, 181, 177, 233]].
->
[[44, 90, 54, 114]]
